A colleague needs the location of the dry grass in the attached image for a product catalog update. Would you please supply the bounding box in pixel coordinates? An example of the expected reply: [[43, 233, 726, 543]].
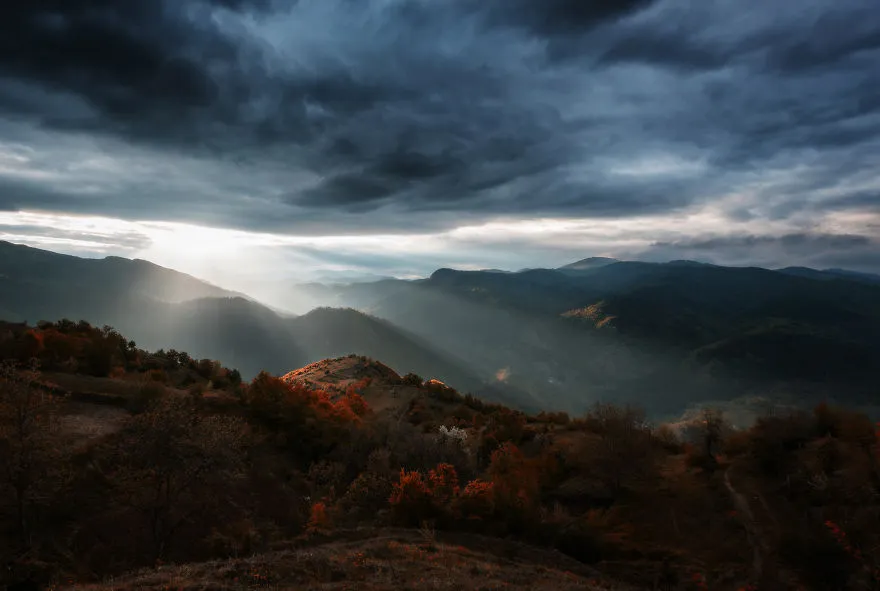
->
[[57, 401, 128, 443], [580, 454, 753, 588], [54, 528, 641, 591], [279, 356, 433, 417], [42, 372, 146, 398], [281, 357, 399, 392]]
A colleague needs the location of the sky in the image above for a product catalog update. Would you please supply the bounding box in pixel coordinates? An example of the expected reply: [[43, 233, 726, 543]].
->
[[1, 0, 879, 292]]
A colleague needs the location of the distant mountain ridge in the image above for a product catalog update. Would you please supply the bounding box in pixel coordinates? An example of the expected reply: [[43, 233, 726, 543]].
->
[[777, 265, 880, 285], [290, 258, 880, 414], [558, 256, 619, 271], [0, 240, 242, 303], [0, 241, 526, 405], [3, 240, 880, 416]]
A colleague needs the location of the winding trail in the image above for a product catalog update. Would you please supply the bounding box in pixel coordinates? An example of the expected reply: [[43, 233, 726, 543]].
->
[[724, 465, 808, 590], [724, 466, 767, 584]]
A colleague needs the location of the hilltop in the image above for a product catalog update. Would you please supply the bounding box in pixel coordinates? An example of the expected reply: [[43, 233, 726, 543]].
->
[[281, 355, 403, 391], [559, 257, 620, 271]]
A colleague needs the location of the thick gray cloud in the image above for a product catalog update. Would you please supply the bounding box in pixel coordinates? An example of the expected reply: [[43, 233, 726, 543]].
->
[[0, 0, 878, 271]]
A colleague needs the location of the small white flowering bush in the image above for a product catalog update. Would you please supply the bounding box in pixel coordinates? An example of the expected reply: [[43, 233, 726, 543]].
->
[[438, 425, 468, 443]]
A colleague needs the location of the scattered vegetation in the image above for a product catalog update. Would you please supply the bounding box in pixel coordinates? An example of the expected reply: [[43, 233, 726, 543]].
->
[[0, 321, 878, 589]]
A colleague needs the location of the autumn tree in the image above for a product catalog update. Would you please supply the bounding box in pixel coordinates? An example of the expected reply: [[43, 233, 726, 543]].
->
[[306, 501, 331, 533], [105, 397, 247, 562], [0, 360, 62, 552], [454, 479, 495, 523], [683, 408, 725, 473], [341, 449, 395, 520], [577, 403, 656, 493], [389, 469, 433, 526], [388, 462, 465, 527], [487, 442, 540, 531], [747, 411, 812, 475]]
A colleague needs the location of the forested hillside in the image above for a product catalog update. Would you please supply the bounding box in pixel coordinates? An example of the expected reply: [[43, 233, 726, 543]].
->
[[1, 322, 878, 590]]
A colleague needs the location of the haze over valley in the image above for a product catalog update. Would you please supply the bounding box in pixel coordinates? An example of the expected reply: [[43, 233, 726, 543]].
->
[[3, 240, 879, 421]]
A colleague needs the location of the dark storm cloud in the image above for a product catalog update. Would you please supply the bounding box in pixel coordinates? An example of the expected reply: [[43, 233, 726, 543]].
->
[[0, 0, 878, 272], [1, 1, 227, 116], [821, 192, 880, 213], [480, 0, 658, 37]]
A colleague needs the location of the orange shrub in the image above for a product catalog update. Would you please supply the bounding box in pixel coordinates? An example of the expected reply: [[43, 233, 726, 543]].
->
[[389, 469, 433, 525], [454, 479, 495, 522], [427, 463, 460, 506], [307, 501, 331, 533], [485, 443, 541, 530], [245, 373, 368, 427], [489, 443, 539, 501], [339, 390, 369, 419]]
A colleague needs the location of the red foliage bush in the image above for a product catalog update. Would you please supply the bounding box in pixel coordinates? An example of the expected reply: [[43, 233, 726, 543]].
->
[[389, 469, 433, 525], [245, 373, 369, 426], [486, 442, 542, 531], [307, 501, 331, 533], [427, 463, 460, 506], [454, 479, 496, 522]]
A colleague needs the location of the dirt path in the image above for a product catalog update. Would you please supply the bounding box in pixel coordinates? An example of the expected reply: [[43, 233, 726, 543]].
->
[[724, 465, 809, 590], [724, 467, 767, 584]]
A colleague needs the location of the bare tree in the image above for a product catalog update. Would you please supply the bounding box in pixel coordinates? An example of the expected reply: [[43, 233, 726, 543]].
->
[[700, 408, 724, 458], [580, 403, 656, 493], [106, 396, 247, 562], [0, 360, 61, 551]]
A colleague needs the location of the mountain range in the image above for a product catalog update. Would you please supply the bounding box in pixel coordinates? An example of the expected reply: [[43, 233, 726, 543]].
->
[[2, 239, 879, 417]]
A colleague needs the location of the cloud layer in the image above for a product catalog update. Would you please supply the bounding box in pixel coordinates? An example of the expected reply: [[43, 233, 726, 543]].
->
[[0, 0, 878, 274]]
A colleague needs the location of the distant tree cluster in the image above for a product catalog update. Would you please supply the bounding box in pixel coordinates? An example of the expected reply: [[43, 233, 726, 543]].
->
[[0, 319, 243, 390]]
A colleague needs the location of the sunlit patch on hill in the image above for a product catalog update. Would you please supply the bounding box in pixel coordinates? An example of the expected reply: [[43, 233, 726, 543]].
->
[[561, 301, 617, 329], [281, 355, 402, 392]]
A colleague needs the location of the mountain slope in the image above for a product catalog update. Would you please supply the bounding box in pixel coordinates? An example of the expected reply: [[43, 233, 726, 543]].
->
[[301, 260, 880, 413], [5, 241, 879, 415], [778, 266, 880, 285], [558, 256, 619, 271], [0, 243, 519, 399], [0, 281, 501, 395], [286, 307, 539, 407], [0, 240, 240, 307]]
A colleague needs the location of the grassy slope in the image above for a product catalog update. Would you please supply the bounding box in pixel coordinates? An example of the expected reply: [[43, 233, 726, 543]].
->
[[63, 529, 635, 591]]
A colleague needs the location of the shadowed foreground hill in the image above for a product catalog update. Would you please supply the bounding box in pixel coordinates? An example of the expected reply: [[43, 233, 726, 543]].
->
[[1, 323, 878, 590], [64, 528, 629, 591]]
